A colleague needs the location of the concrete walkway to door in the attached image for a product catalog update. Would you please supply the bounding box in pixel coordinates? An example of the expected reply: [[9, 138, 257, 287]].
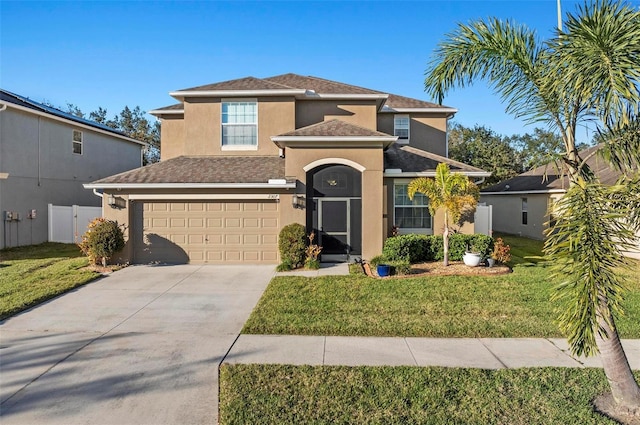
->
[[0, 264, 274, 425]]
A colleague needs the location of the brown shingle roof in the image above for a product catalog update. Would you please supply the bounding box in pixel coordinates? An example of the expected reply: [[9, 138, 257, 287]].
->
[[385, 93, 443, 109], [90, 156, 285, 185], [384, 145, 487, 174], [264, 73, 385, 95], [278, 119, 392, 137], [178, 76, 294, 92], [481, 144, 620, 193], [153, 103, 184, 111]]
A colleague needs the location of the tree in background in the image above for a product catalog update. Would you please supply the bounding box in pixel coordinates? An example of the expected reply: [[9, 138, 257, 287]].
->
[[448, 123, 525, 186], [408, 163, 479, 267], [425, 0, 640, 418]]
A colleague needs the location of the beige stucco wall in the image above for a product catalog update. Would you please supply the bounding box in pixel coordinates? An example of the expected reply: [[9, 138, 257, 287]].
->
[[283, 147, 384, 260], [377, 113, 448, 157], [180, 96, 295, 157], [296, 100, 378, 130], [160, 116, 185, 161], [480, 193, 550, 240]]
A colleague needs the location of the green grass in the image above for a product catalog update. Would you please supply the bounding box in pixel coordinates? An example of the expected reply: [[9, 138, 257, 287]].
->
[[220, 364, 636, 424], [0, 243, 101, 320], [243, 235, 640, 338]]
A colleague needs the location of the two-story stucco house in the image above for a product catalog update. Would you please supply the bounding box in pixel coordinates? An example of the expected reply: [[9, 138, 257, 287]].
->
[[86, 74, 489, 264], [0, 89, 146, 249]]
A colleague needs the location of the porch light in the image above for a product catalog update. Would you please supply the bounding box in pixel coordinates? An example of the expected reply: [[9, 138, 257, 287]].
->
[[107, 194, 117, 208], [292, 194, 305, 209]]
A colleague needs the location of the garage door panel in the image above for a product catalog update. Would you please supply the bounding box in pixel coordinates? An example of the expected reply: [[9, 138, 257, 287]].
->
[[135, 200, 279, 264]]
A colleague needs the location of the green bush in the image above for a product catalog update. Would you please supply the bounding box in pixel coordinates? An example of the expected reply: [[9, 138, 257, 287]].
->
[[305, 258, 321, 270], [382, 233, 494, 263], [369, 255, 387, 267], [382, 234, 431, 263], [278, 223, 306, 268], [389, 258, 411, 276], [276, 259, 293, 272], [432, 234, 494, 261], [80, 218, 125, 266]]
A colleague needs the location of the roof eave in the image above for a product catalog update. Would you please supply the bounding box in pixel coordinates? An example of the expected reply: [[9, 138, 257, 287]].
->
[[383, 171, 491, 178], [380, 106, 458, 117], [84, 182, 296, 190], [170, 89, 307, 101], [272, 135, 397, 149], [148, 109, 184, 117], [480, 189, 567, 195]]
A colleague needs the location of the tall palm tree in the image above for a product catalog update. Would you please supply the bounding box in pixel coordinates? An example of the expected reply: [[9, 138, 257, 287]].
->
[[424, 0, 640, 417], [408, 163, 479, 266]]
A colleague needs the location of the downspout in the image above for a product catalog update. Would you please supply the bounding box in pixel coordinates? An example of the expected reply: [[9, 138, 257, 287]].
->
[[474, 177, 485, 185], [92, 189, 103, 199], [38, 116, 41, 186]]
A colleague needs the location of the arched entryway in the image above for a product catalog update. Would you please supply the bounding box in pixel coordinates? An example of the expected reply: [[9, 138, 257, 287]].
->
[[307, 164, 362, 262]]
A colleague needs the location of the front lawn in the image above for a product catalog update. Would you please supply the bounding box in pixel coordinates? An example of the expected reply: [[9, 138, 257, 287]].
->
[[0, 243, 101, 320], [243, 234, 640, 338], [220, 364, 633, 424]]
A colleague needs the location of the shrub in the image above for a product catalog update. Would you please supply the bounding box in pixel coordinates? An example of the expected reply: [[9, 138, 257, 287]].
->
[[389, 258, 411, 276], [276, 259, 293, 272], [278, 223, 306, 268], [369, 255, 387, 267], [492, 237, 511, 263], [79, 218, 125, 267], [304, 232, 322, 270], [382, 234, 431, 263]]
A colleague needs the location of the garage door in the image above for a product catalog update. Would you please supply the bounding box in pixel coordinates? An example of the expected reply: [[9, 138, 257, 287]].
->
[[133, 201, 280, 264]]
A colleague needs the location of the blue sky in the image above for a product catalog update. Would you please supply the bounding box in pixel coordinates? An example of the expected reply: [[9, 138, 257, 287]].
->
[[2, 0, 635, 141]]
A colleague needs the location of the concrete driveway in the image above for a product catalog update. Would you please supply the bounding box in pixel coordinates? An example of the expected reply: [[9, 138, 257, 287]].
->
[[0, 264, 274, 425]]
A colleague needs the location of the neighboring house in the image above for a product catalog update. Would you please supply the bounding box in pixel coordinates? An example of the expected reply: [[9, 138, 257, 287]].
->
[[480, 145, 639, 258], [0, 89, 146, 249], [86, 74, 489, 264]]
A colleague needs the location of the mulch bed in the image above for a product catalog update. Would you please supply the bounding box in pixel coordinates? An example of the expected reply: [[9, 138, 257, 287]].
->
[[364, 261, 511, 278]]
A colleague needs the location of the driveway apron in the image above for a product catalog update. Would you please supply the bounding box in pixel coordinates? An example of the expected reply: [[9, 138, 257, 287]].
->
[[0, 264, 274, 425]]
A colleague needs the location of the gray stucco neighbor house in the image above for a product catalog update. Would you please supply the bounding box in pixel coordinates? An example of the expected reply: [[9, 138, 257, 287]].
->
[[0, 89, 146, 249]]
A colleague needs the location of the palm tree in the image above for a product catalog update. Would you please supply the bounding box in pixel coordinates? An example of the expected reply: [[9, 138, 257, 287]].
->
[[408, 163, 479, 266], [424, 0, 640, 416]]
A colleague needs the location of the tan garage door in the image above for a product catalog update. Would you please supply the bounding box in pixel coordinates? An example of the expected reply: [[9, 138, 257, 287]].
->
[[133, 201, 280, 264]]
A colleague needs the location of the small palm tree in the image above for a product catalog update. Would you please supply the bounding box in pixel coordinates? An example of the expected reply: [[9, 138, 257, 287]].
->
[[408, 163, 479, 266], [424, 0, 640, 416]]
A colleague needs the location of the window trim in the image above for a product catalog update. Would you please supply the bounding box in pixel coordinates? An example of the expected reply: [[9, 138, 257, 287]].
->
[[393, 180, 432, 234], [221, 98, 258, 150], [394, 114, 410, 144], [521, 197, 528, 225], [72, 129, 83, 155]]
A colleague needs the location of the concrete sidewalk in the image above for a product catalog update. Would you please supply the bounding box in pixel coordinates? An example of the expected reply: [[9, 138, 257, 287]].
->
[[223, 335, 640, 369]]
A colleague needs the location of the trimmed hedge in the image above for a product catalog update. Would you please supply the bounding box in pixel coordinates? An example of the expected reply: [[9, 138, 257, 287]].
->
[[382, 233, 494, 264], [278, 223, 306, 269]]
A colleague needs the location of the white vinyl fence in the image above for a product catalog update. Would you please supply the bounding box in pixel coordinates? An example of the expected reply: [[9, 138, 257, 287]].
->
[[474, 204, 493, 236], [48, 204, 102, 243]]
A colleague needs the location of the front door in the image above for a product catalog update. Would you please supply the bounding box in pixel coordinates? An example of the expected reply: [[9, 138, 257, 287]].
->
[[318, 199, 349, 262]]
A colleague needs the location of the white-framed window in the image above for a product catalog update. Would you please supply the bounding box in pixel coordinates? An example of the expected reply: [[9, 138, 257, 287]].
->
[[394, 182, 431, 231], [394, 115, 410, 143], [522, 197, 528, 225], [72, 130, 83, 155], [221, 100, 257, 149]]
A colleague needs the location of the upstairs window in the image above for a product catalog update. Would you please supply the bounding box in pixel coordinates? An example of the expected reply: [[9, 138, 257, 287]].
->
[[221, 101, 257, 148], [394, 183, 431, 230], [394, 115, 410, 142], [72, 130, 83, 155]]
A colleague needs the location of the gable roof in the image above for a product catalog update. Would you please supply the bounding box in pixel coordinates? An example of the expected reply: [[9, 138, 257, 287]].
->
[[0, 89, 146, 146], [277, 119, 392, 138], [481, 144, 620, 194], [384, 144, 489, 177], [85, 155, 291, 189]]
